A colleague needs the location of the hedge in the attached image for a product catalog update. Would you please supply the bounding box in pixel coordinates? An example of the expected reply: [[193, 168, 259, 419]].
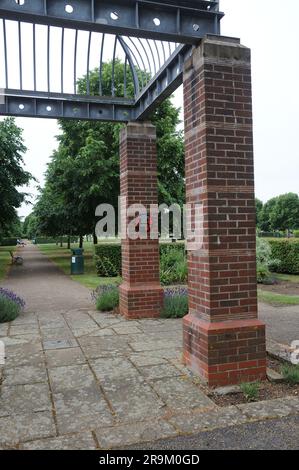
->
[[1, 238, 17, 246], [94, 242, 186, 277], [35, 237, 78, 244], [269, 240, 299, 274]]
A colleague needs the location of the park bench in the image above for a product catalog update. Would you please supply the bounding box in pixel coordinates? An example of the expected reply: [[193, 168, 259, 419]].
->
[[10, 251, 23, 266]]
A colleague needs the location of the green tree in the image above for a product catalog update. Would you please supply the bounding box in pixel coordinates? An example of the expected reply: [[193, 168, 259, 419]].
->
[[0, 118, 33, 235], [269, 193, 299, 232], [36, 61, 185, 245], [255, 198, 263, 228], [23, 213, 39, 239]]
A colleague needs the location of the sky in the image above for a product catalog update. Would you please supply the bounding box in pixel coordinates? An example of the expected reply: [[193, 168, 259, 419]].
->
[[1, 0, 299, 219]]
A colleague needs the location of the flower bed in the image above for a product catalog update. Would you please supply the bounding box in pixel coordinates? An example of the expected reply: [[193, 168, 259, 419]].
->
[[0, 288, 25, 323]]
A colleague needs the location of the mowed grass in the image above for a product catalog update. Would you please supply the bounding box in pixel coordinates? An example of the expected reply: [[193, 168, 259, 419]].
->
[[275, 273, 299, 283], [0, 246, 15, 281], [38, 243, 120, 289], [258, 289, 299, 306]]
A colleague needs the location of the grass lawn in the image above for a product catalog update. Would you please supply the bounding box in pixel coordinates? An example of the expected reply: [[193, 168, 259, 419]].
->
[[274, 273, 299, 283], [38, 243, 120, 289], [0, 246, 15, 281], [258, 289, 299, 306]]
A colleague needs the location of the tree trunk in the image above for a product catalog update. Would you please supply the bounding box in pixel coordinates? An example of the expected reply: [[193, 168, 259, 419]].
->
[[67, 235, 71, 250], [79, 236, 84, 249], [93, 232, 98, 245], [60, 237, 63, 248]]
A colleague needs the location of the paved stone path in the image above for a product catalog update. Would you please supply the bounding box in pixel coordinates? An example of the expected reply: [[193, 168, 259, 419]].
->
[[0, 244, 298, 449]]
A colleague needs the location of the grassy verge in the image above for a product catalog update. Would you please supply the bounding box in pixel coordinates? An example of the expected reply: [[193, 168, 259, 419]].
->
[[38, 243, 120, 289], [258, 289, 299, 306], [274, 273, 299, 283], [0, 246, 15, 281]]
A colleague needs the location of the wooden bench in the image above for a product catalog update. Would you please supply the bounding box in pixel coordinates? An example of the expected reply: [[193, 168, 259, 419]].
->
[[10, 251, 24, 266]]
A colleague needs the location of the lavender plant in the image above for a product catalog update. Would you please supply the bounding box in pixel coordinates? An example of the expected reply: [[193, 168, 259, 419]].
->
[[162, 287, 188, 318], [0, 288, 25, 323]]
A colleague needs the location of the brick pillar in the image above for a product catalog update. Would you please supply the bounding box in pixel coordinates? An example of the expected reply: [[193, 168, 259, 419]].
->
[[183, 36, 267, 387], [119, 122, 163, 319]]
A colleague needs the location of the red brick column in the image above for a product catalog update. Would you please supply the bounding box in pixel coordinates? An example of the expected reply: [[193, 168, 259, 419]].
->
[[119, 122, 163, 319], [183, 36, 267, 387]]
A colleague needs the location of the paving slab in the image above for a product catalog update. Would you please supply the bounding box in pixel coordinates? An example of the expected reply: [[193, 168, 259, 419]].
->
[[78, 335, 131, 359], [169, 406, 248, 434], [237, 397, 296, 419], [43, 338, 78, 350], [90, 357, 140, 383], [20, 432, 97, 450], [96, 420, 177, 449], [150, 377, 215, 413], [4, 343, 44, 368], [129, 353, 168, 367], [0, 383, 52, 416], [2, 365, 48, 386], [48, 364, 96, 392], [139, 364, 183, 380], [0, 412, 56, 446], [53, 385, 113, 434], [45, 347, 86, 368], [101, 376, 166, 423]]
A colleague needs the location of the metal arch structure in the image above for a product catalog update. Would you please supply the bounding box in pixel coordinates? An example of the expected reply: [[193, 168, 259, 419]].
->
[[0, 0, 224, 122]]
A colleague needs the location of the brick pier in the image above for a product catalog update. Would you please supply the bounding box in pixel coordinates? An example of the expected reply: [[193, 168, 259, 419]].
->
[[182, 36, 267, 386], [119, 122, 163, 319]]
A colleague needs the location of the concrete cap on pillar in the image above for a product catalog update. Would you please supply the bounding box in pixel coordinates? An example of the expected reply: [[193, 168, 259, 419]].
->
[[184, 34, 251, 73], [120, 122, 156, 142]]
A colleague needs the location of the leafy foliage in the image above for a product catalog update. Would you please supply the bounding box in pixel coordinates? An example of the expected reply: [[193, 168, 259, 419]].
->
[[268, 240, 299, 274], [0, 288, 25, 323], [95, 285, 119, 312], [257, 193, 299, 232], [160, 244, 187, 285], [0, 118, 33, 235], [281, 364, 299, 385], [94, 244, 122, 277], [256, 238, 279, 283], [33, 61, 185, 242], [161, 287, 188, 319], [240, 382, 260, 402]]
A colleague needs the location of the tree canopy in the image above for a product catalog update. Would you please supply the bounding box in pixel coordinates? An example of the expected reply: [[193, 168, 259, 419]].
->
[[0, 118, 32, 236], [33, 61, 185, 243], [256, 193, 299, 232]]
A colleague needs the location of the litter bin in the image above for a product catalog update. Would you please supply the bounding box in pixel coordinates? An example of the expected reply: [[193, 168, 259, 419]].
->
[[71, 248, 84, 275]]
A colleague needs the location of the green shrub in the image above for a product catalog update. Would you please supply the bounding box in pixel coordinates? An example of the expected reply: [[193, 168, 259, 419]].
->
[[96, 285, 119, 311], [281, 364, 299, 385], [1, 238, 17, 247], [293, 230, 299, 238], [94, 242, 186, 280], [256, 238, 280, 282], [0, 288, 25, 323], [240, 382, 260, 402], [268, 240, 299, 274], [36, 237, 78, 245], [160, 244, 187, 285], [161, 287, 188, 318], [94, 244, 122, 277]]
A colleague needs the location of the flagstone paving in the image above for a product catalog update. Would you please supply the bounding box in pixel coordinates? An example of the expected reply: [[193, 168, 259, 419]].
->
[[0, 245, 299, 449]]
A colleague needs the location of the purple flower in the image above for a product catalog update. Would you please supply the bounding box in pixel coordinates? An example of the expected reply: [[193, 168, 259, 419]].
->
[[0, 288, 26, 310], [164, 287, 188, 299], [91, 284, 119, 302]]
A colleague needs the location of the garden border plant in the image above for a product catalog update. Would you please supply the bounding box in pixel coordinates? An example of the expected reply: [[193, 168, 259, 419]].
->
[[0, 288, 25, 323]]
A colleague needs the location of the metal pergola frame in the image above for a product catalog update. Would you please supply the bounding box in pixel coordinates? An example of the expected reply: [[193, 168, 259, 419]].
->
[[0, 0, 224, 122]]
